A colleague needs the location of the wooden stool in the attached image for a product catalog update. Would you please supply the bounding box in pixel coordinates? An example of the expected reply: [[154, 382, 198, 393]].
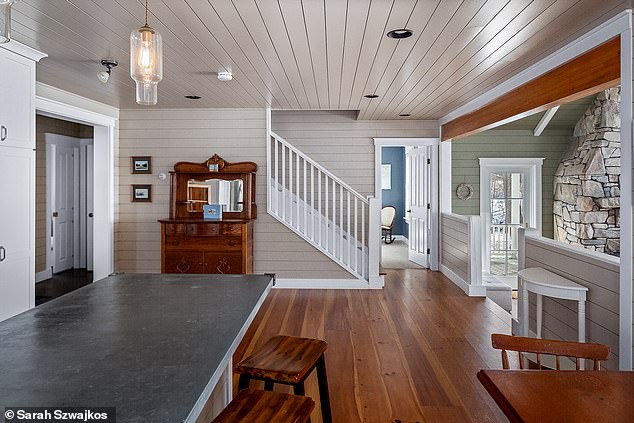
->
[[211, 389, 314, 423], [236, 335, 333, 423]]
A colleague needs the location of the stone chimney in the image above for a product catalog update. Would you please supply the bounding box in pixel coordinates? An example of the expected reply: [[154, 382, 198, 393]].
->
[[553, 88, 620, 256]]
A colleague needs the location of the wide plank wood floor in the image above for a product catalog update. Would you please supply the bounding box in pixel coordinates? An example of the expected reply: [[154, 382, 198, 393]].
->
[[234, 269, 512, 422]]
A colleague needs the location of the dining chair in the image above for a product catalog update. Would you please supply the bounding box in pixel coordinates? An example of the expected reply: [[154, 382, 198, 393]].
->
[[491, 333, 610, 370]]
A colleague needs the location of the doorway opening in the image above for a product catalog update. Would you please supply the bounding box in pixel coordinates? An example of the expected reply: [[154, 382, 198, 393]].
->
[[35, 115, 94, 305], [374, 139, 439, 271]]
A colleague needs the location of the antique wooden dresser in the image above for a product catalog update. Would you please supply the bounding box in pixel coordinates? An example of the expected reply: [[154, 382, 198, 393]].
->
[[159, 155, 257, 274]]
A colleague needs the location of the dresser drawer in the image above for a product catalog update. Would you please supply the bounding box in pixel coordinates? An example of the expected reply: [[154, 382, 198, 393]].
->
[[204, 253, 242, 274], [164, 223, 186, 235], [186, 223, 220, 236], [164, 251, 205, 274], [165, 236, 242, 252], [222, 223, 243, 236]]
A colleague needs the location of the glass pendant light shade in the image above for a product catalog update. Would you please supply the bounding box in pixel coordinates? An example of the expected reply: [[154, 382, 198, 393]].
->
[[130, 24, 163, 105], [0, 1, 16, 44]]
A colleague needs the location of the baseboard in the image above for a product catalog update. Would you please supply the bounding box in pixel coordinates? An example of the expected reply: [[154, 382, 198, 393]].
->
[[274, 278, 381, 289], [440, 264, 486, 297], [35, 269, 52, 283]]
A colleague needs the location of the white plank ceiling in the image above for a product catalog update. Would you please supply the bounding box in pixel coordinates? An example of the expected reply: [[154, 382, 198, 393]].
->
[[10, 0, 628, 118]]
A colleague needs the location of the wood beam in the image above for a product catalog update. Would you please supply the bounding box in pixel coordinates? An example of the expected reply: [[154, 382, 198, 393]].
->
[[442, 36, 620, 141], [533, 106, 560, 136]]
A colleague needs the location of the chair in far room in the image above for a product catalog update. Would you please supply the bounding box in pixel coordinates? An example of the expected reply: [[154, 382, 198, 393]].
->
[[381, 206, 396, 244]]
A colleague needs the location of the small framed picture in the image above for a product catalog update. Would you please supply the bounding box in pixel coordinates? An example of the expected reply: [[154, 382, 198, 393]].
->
[[131, 156, 152, 174], [131, 184, 152, 202], [203, 204, 223, 220]]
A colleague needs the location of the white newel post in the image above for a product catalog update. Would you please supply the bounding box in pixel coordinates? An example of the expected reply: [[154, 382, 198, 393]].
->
[[368, 196, 384, 288], [468, 215, 482, 289]]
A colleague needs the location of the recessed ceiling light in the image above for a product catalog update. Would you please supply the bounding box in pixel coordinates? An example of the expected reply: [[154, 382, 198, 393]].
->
[[185, 95, 201, 100], [364, 94, 379, 99], [217, 71, 233, 81], [387, 28, 413, 39], [399, 113, 411, 117]]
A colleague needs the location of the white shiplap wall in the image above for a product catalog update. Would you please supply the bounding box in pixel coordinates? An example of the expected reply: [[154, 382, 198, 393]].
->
[[524, 236, 620, 370]]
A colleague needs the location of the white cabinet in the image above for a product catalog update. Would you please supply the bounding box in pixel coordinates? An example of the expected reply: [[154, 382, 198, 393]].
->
[[0, 42, 45, 322], [0, 147, 34, 321], [0, 47, 35, 150]]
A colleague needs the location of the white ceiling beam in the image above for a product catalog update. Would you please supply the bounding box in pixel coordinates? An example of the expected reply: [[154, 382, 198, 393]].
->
[[533, 106, 560, 136]]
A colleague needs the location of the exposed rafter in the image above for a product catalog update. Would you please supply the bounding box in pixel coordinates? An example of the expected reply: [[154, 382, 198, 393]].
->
[[533, 106, 560, 136]]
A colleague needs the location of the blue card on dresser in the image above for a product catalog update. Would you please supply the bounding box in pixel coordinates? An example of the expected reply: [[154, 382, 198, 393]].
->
[[203, 204, 223, 220]]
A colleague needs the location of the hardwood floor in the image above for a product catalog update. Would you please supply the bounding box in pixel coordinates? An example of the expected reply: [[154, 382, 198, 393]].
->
[[35, 268, 93, 306], [234, 269, 512, 422]]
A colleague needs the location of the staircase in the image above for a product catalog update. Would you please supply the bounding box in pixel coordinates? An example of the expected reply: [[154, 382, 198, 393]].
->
[[267, 130, 381, 284]]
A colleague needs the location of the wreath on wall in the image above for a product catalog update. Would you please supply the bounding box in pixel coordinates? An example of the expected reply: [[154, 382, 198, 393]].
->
[[456, 182, 474, 200]]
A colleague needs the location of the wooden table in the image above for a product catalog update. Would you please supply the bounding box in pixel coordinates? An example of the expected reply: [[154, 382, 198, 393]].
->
[[477, 370, 634, 422]]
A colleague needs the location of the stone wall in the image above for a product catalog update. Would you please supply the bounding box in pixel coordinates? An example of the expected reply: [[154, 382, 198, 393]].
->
[[553, 88, 621, 256]]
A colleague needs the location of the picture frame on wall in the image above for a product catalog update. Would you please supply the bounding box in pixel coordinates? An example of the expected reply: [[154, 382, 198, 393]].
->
[[131, 156, 152, 174], [381, 164, 392, 190], [131, 184, 152, 202]]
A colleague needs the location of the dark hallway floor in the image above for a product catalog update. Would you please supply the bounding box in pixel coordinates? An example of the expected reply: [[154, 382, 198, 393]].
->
[[35, 269, 93, 306]]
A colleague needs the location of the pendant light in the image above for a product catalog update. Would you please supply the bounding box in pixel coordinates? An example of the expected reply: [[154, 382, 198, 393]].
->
[[0, 0, 17, 44], [130, 0, 163, 105]]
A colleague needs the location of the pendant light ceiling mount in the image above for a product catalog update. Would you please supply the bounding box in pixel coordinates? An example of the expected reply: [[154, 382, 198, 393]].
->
[[130, 0, 163, 106]]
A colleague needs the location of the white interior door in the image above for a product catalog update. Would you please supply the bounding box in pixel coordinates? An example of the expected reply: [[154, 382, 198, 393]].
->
[[407, 147, 431, 267], [53, 144, 74, 273]]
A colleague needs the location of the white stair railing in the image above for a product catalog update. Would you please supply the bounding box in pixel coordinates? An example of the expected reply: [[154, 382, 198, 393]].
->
[[267, 131, 379, 282]]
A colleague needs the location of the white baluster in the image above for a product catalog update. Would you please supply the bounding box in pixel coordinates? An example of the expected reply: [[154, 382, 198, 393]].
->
[[274, 138, 279, 215], [362, 202, 366, 278], [288, 149, 293, 225], [332, 179, 336, 257], [296, 152, 300, 230], [325, 175, 329, 252], [310, 164, 314, 239], [339, 184, 343, 262], [347, 191, 351, 267], [318, 170, 322, 247], [281, 145, 286, 222], [354, 197, 358, 274]]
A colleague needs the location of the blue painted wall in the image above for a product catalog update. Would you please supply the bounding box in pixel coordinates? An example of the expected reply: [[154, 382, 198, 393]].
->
[[381, 147, 406, 236]]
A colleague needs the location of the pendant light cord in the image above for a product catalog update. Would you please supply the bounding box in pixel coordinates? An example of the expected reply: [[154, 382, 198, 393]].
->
[[145, 0, 148, 25]]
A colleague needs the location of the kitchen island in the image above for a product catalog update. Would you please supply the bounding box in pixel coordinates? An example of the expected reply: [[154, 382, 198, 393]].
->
[[0, 273, 274, 422]]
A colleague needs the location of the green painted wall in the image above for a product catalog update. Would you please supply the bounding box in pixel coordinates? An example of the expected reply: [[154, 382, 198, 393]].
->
[[451, 129, 572, 239]]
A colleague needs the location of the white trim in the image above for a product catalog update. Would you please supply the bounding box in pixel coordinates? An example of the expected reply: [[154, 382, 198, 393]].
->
[[479, 158, 544, 274], [533, 106, 560, 136], [439, 10, 631, 125], [619, 20, 633, 370], [0, 40, 46, 61], [374, 138, 440, 271], [35, 269, 52, 283], [274, 278, 381, 289], [440, 141, 452, 214], [36, 95, 117, 281], [440, 264, 486, 297]]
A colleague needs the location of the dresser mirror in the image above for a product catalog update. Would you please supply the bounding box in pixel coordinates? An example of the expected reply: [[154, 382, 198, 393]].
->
[[187, 178, 244, 212], [168, 154, 257, 220]]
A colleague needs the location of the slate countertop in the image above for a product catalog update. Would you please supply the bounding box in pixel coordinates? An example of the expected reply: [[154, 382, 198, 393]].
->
[[0, 273, 274, 422]]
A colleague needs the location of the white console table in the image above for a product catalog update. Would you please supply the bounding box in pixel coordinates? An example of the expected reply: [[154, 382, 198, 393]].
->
[[517, 267, 588, 342]]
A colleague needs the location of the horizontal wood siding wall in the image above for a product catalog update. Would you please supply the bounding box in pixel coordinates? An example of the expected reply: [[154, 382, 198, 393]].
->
[[117, 108, 384, 279], [451, 129, 571, 239], [524, 236, 620, 370], [272, 111, 439, 197], [441, 213, 469, 283]]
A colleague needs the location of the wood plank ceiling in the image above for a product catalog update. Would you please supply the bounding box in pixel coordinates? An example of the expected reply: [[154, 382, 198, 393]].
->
[[10, 0, 628, 117]]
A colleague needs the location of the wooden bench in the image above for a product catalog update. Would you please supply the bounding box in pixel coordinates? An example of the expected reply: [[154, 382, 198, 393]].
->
[[211, 389, 314, 423]]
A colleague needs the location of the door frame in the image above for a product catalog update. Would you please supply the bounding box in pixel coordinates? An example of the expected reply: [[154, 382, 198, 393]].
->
[[374, 138, 440, 271], [479, 158, 544, 274], [35, 97, 116, 282]]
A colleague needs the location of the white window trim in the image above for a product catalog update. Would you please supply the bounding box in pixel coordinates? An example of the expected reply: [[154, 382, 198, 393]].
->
[[479, 158, 544, 274]]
